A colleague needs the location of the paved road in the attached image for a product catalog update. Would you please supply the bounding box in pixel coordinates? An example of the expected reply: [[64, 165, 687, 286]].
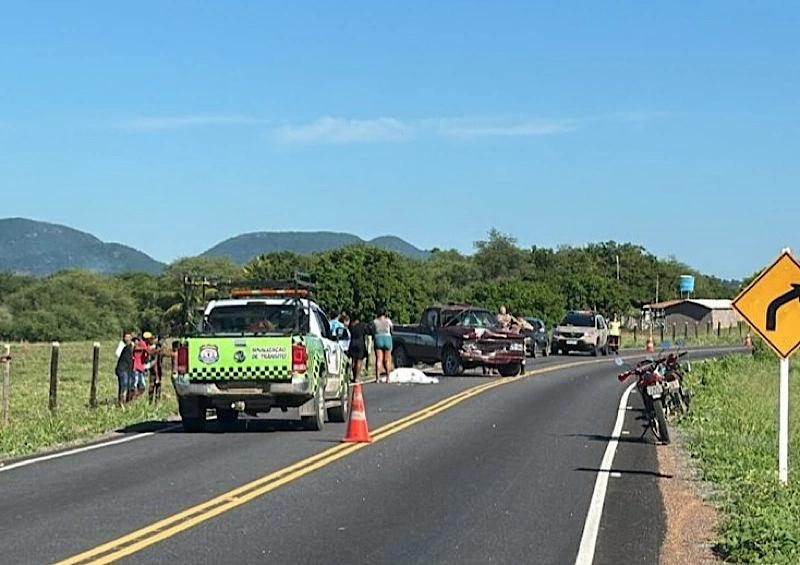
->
[[0, 347, 745, 565]]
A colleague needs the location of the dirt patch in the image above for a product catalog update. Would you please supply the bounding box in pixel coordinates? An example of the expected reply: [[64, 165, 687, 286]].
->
[[657, 429, 721, 565]]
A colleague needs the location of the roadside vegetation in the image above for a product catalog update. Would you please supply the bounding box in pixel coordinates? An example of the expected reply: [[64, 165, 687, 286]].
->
[[677, 340, 800, 563], [0, 230, 739, 342]]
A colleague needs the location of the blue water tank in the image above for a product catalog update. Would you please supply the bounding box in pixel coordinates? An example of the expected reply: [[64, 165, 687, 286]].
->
[[679, 275, 695, 294]]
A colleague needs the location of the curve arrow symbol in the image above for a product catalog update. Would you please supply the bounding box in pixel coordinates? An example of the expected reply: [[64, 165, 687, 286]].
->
[[766, 283, 800, 331]]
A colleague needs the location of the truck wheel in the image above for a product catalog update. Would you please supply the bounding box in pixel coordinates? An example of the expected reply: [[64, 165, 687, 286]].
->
[[301, 385, 325, 431], [498, 362, 523, 377], [216, 408, 239, 424], [442, 346, 464, 376], [393, 345, 412, 368], [179, 397, 207, 433], [327, 380, 350, 423]]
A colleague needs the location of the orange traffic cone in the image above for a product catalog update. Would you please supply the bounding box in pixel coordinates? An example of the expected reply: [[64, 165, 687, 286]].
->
[[744, 333, 753, 347], [342, 383, 371, 443], [646, 335, 655, 353]]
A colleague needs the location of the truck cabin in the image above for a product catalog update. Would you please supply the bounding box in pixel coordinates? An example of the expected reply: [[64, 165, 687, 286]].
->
[[420, 305, 499, 331]]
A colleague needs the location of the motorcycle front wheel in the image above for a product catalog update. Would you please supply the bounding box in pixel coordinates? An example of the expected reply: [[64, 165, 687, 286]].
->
[[653, 401, 671, 444]]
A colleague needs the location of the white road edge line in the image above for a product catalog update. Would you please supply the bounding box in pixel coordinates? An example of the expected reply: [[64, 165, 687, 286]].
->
[[0, 414, 223, 475], [574, 381, 637, 565]]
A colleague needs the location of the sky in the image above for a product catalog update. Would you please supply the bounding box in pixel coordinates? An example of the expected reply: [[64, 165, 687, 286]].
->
[[1, 1, 798, 280]]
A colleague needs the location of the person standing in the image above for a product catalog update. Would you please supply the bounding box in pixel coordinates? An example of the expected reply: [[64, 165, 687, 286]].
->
[[373, 307, 394, 383], [115, 331, 134, 408], [347, 313, 370, 383], [496, 305, 512, 329]]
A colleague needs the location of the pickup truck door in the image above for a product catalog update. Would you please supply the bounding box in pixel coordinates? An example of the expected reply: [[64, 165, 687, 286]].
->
[[311, 308, 342, 395], [415, 308, 440, 364]]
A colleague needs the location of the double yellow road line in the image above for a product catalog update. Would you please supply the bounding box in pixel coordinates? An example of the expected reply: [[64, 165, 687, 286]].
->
[[54, 356, 616, 565]]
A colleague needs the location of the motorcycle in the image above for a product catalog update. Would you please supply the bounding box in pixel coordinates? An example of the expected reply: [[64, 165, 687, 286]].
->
[[660, 341, 693, 416], [615, 356, 672, 444]]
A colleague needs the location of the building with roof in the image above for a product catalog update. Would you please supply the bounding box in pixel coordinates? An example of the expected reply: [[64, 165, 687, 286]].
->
[[640, 298, 742, 330]]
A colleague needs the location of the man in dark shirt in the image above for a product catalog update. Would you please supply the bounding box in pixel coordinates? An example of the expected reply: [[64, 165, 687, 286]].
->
[[115, 331, 134, 408]]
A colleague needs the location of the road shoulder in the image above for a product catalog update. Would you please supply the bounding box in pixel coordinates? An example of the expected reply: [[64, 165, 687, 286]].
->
[[657, 427, 721, 565]]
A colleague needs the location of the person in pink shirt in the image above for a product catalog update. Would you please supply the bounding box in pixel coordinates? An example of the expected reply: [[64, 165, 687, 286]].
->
[[132, 334, 152, 398]]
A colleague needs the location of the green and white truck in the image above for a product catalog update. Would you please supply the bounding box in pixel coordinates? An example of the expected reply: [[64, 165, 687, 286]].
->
[[171, 274, 351, 432]]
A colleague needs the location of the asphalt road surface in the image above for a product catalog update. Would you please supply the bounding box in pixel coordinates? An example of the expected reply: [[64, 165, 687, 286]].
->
[[0, 346, 746, 565]]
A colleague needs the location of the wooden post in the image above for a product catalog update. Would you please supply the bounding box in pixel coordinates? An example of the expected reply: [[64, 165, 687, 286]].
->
[[684, 322, 688, 339], [717, 322, 721, 337], [2, 344, 10, 426], [695, 322, 699, 339], [672, 323, 676, 342], [89, 342, 100, 409], [660, 324, 665, 344], [633, 326, 637, 344], [49, 341, 60, 413], [706, 321, 711, 335]]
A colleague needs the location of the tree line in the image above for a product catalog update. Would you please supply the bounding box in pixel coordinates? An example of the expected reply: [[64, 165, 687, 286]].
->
[[0, 230, 739, 342]]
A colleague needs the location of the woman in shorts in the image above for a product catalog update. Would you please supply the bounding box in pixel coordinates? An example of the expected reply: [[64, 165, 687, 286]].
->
[[373, 307, 394, 383]]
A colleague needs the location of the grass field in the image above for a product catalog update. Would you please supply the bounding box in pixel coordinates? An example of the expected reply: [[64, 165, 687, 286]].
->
[[0, 341, 177, 459], [677, 347, 800, 563]]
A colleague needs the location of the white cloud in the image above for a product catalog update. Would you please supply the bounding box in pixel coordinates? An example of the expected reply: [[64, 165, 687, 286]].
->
[[274, 116, 415, 144], [426, 117, 579, 139], [119, 115, 268, 131]]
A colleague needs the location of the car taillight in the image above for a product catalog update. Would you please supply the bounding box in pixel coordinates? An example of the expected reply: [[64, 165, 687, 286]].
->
[[292, 344, 308, 373], [176, 345, 189, 375]]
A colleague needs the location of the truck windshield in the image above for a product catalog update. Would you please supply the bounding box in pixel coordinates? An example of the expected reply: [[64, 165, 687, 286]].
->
[[452, 310, 498, 328], [203, 303, 300, 335]]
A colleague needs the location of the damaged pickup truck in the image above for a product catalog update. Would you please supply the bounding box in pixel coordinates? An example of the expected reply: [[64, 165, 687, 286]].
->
[[392, 304, 526, 377]]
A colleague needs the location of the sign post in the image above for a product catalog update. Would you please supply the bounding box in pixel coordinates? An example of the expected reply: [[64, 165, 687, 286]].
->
[[732, 248, 800, 485]]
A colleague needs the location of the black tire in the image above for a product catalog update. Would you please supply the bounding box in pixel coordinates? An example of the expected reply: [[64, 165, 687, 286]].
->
[[179, 397, 207, 433], [653, 401, 670, 444], [301, 385, 325, 431], [327, 379, 350, 423], [442, 346, 464, 376], [393, 345, 412, 368], [498, 362, 523, 377], [216, 408, 239, 424]]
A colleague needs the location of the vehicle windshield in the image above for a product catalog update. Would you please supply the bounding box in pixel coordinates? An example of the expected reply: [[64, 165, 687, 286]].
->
[[525, 318, 544, 331], [202, 302, 302, 335], [451, 309, 499, 328], [559, 312, 595, 327]]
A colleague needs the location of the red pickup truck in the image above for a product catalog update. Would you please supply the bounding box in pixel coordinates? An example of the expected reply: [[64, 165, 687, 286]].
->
[[391, 304, 526, 377]]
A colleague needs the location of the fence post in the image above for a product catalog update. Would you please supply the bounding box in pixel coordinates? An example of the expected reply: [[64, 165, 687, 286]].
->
[[672, 323, 676, 342], [660, 325, 665, 344], [717, 322, 721, 337], [738, 321, 742, 336], [695, 322, 699, 339], [49, 341, 60, 413], [633, 327, 637, 344], [2, 344, 10, 425], [89, 342, 100, 409], [706, 321, 711, 335], [684, 322, 688, 340]]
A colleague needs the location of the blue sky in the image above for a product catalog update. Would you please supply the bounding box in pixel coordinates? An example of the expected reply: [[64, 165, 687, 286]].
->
[[1, 1, 797, 280]]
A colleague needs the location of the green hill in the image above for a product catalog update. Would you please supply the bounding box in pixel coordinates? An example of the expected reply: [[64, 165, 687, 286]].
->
[[201, 231, 430, 264], [0, 218, 166, 276]]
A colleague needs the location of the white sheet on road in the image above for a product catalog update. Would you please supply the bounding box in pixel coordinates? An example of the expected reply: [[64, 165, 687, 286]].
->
[[385, 368, 439, 384]]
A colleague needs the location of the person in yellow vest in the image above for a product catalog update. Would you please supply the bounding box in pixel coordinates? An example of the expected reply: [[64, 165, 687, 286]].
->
[[608, 313, 622, 352]]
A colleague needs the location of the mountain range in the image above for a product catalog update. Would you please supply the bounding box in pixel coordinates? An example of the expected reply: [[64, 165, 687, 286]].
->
[[0, 218, 430, 277]]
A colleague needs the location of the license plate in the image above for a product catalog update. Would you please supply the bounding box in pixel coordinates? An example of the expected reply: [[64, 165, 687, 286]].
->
[[566, 340, 578, 345], [646, 384, 662, 397]]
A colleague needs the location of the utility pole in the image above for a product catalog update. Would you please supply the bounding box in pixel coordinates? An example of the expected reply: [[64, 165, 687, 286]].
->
[[615, 255, 620, 281]]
